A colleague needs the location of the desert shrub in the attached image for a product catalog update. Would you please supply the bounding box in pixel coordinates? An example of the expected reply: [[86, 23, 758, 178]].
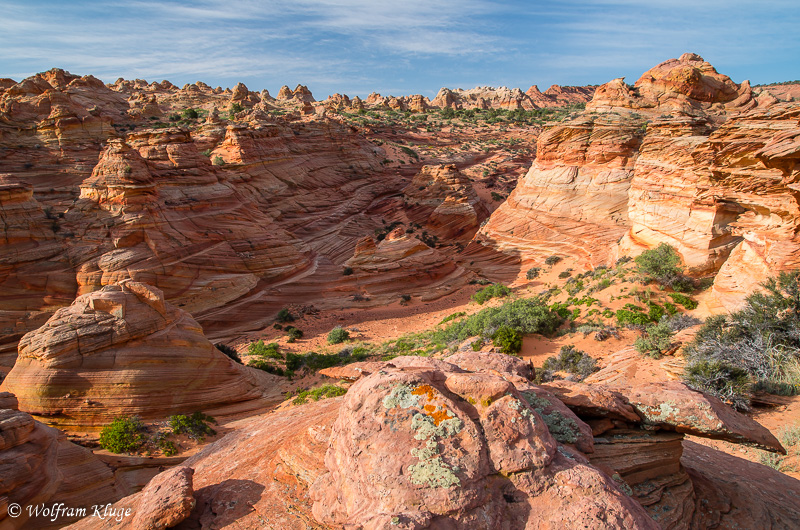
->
[[99, 416, 147, 454], [433, 297, 563, 344], [181, 108, 198, 120], [229, 102, 244, 117], [664, 313, 702, 331], [292, 384, 348, 405], [668, 292, 698, 310], [647, 301, 665, 322], [491, 191, 505, 201], [201, 148, 212, 157], [169, 412, 216, 441], [635, 244, 691, 289], [471, 338, 484, 351], [327, 326, 351, 344], [634, 321, 674, 358], [212, 155, 225, 166], [565, 280, 584, 296], [545, 255, 562, 266], [684, 359, 752, 410], [276, 308, 294, 323], [615, 309, 652, 327], [401, 145, 419, 159], [400, 294, 412, 302], [492, 326, 523, 354], [541, 345, 598, 381], [153, 432, 177, 456], [248, 340, 281, 359], [663, 301, 678, 315], [472, 283, 511, 304], [682, 271, 800, 408], [526, 267, 542, 280], [439, 311, 467, 325], [549, 302, 572, 320], [285, 326, 303, 343], [558, 271, 571, 279], [215, 343, 242, 364], [248, 358, 285, 376], [343, 266, 354, 276]]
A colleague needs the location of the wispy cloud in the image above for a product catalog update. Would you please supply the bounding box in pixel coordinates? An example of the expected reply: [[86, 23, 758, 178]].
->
[[0, 0, 797, 96]]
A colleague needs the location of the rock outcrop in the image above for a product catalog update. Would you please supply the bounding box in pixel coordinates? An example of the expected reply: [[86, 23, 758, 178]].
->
[[403, 164, 489, 241], [0, 281, 276, 429], [0, 392, 120, 529], [70, 354, 799, 529]]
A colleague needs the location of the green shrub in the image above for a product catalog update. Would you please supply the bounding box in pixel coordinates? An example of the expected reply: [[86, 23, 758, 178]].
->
[[549, 302, 572, 319], [276, 308, 294, 323], [248, 358, 285, 376], [99, 416, 147, 454], [292, 384, 348, 405], [541, 345, 598, 381], [682, 270, 800, 409], [635, 243, 684, 286], [229, 102, 244, 117], [472, 283, 511, 304], [615, 309, 652, 326], [212, 155, 225, 166], [492, 326, 523, 354], [647, 301, 665, 322], [558, 271, 571, 279], [153, 432, 177, 456], [545, 255, 562, 266], [526, 267, 542, 280], [248, 340, 281, 359], [328, 326, 350, 344], [201, 149, 212, 157], [634, 321, 674, 358], [215, 343, 242, 363], [181, 108, 198, 120], [439, 311, 466, 325], [433, 297, 563, 344], [400, 145, 419, 159], [343, 266, 354, 276], [684, 359, 752, 410], [169, 412, 216, 441], [668, 292, 698, 310], [471, 338, 484, 351], [285, 326, 303, 342]]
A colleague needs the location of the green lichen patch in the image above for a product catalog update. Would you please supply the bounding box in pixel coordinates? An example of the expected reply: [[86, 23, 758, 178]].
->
[[411, 413, 463, 441], [409, 440, 461, 488], [383, 383, 421, 410], [541, 411, 580, 444]]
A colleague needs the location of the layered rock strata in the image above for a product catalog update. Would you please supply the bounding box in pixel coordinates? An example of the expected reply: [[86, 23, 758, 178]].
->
[[0, 392, 120, 529], [0, 281, 276, 429], [477, 53, 800, 306]]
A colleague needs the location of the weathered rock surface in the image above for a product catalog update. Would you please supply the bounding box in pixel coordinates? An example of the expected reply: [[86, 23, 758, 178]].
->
[[66, 354, 798, 529], [63, 466, 195, 530], [0, 281, 276, 429], [0, 393, 120, 529]]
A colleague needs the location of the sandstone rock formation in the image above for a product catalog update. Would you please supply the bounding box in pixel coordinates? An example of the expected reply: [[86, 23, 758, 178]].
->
[[403, 164, 489, 241], [67, 354, 799, 529], [477, 54, 800, 305], [0, 392, 120, 529], [0, 281, 276, 429]]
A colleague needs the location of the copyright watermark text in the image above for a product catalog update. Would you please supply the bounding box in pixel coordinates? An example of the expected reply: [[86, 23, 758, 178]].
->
[[7, 502, 132, 523]]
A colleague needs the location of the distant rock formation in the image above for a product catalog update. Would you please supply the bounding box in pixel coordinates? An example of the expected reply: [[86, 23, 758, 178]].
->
[[478, 53, 800, 309], [0, 281, 276, 429]]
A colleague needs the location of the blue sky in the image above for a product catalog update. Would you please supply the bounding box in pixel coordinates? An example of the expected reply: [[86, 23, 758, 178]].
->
[[1, 1, 797, 98]]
